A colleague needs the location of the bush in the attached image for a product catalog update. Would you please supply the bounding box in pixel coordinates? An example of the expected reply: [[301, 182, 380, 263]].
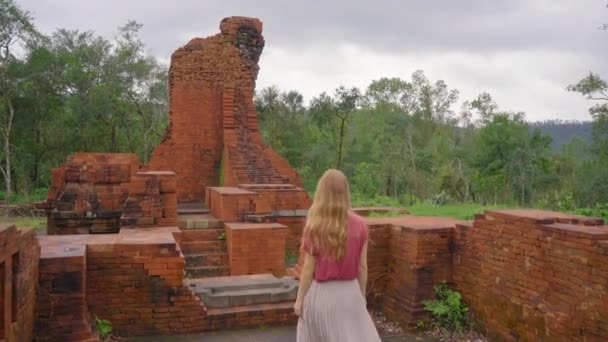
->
[[575, 203, 608, 221], [95, 317, 112, 339], [422, 281, 470, 333]]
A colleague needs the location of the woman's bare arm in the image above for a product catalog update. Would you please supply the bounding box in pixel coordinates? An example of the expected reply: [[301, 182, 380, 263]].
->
[[358, 241, 369, 298], [294, 252, 315, 315]]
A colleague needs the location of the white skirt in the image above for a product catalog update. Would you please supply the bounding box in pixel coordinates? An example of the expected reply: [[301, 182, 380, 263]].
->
[[297, 279, 381, 342]]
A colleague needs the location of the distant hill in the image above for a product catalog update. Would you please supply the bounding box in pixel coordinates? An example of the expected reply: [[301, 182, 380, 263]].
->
[[529, 120, 592, 151]]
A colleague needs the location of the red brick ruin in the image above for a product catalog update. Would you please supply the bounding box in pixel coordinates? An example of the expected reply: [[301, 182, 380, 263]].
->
[[148, 17, 302, 203], [2, 17, 606, 342]]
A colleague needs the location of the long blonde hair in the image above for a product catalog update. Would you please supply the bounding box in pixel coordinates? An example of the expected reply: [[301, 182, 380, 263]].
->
[[303, 169, 351, 260]]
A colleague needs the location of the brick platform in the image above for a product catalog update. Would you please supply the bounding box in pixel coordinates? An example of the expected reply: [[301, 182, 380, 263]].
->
[[225, 223, 288, 276]]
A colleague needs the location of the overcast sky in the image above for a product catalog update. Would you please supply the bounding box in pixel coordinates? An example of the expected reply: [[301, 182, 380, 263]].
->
[[18, 0, 608, 121]]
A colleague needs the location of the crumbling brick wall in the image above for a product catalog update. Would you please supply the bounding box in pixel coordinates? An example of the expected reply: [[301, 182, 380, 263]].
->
[[454, 210, 608, 341], [148, 17, 303, 203], [1, 225, 40, 342], [38, 153, 177, 234]]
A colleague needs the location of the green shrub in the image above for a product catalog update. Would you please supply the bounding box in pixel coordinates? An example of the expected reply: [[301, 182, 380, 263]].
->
[[285, 249, 298, 265], [574, 203, 608, 221], [422, 281, 470, 333], [95, 317, 112, 339]]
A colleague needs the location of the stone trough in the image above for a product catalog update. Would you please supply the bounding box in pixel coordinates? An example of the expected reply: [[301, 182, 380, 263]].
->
[[187, 274, 298, 308]]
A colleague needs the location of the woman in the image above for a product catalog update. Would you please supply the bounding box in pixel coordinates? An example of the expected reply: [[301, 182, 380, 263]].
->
[[295, 169, 381, 342]]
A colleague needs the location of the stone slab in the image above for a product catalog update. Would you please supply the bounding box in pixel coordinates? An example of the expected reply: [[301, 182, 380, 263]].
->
[[187, 274, 297, 308]]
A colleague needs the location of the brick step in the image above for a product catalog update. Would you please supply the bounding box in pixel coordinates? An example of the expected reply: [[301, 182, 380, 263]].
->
[[178, 217, 223, 230], [177, 202, 209, 216], [179, 241, 226, 254], [244, 214, 273, 223], [185, 266, 231, 278], [205, 301, 295, 317], [177, 207, 210, 215], [185, 253, 229, 267], [179, 229, 225, 242]]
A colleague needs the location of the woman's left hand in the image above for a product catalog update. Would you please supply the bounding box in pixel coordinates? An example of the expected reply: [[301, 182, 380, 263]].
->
[[294, 299, 303, 317]]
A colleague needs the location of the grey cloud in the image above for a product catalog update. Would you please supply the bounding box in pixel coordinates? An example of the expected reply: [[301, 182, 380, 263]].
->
[[20, 0, 608, 57], [16, 0, 608, 120]]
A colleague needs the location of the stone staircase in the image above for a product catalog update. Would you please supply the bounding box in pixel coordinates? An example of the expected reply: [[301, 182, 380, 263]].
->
[[178, 225, 230, 279], [176, 203, 231, 279]]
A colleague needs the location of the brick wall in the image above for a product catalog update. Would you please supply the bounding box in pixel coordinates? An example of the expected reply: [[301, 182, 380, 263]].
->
[[121, 171, 178, 227], [454, 210, 608, 341], [35, 241, 93, 341], [1, 225, 40, 342], [225, 223, 287, 276], [373, 217, 457, 328], [365, 222, 392, 308], [85, 238, 207, 336]]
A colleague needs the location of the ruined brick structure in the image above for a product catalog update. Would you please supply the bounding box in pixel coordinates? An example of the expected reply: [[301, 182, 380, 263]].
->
[[22, 16, 608, 342], [39, 153, 177, 234], [148, 17, 303, 203]]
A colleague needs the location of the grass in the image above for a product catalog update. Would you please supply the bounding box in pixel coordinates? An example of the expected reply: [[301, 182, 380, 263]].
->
[[0, 187, 48, 205], [406, 203, 511, 220], [0, 217, 47, 229]]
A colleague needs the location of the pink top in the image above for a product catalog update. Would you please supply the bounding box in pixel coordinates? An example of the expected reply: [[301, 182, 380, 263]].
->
[[301, 212, 369, 282]]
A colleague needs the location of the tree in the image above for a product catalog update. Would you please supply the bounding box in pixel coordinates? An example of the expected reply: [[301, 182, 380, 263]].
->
[[112, 21, 168, 162], [0, 0, 38, 199], [310, 86, 361, 169], [568, 73, 608, 160]]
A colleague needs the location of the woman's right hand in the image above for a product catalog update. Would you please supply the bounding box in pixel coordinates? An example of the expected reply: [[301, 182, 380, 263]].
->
[[294, 299, 303, 317]]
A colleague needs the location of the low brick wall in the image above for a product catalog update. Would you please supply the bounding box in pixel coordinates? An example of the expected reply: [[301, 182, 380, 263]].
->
[[372, 217, 459, 328], [365, 222, 392, 308], [35, 241, 93, 341], [36, 228, 295, 340], [1, 225, 40, 342], [454, 210, 608, 341], [238, 184, 311, 214], [225, 223, 287, 276]]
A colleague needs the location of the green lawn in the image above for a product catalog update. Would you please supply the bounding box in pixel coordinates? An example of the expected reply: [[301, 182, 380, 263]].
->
[[0, 217, 47, 229], [406, 203, 512, 220]]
